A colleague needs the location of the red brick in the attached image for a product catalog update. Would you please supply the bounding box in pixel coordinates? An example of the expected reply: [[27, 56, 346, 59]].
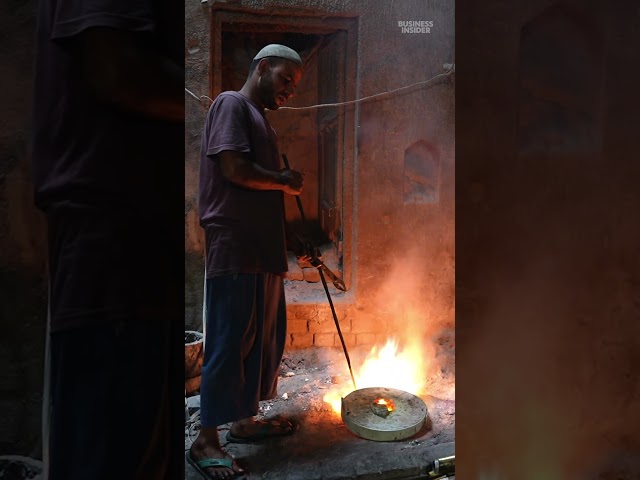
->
[[375, 333, 392, 345], [308, 309, 350, 333], [351, 315, 381, 334], [286, 318, 308, 335], [307, 318, 334, 333], [356, 333, 376, 346], [287, 303, 318, 320], [285, 307, 300, 320], [302, 267, 321, 283], [313, 333, 335, 347], [286, 264, 304, 281], [337, 332, 356, 348], [308, 317, 350, 334], [290, 333, 314, 349]]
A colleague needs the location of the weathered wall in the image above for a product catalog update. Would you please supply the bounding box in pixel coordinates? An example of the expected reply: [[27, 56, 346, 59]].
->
[[455, 0, 640, 477], [0, 0, 47, 456], [184, 0, 456, 355], [184, 1, 212, 331]]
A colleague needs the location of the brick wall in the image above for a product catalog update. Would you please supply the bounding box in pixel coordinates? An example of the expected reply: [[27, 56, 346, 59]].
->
[[286, 304, 393, 349]]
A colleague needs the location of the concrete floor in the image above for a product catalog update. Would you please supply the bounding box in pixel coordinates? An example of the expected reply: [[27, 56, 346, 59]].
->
[[185, 348, 455, 480]]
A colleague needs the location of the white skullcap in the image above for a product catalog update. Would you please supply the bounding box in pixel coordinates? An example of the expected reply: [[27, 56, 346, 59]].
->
[[253, 44, 303, 66]]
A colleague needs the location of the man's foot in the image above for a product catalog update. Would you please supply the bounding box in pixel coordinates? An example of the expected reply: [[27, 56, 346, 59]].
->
[[188, 439, 244, 480], [227, 418, 298, 444]]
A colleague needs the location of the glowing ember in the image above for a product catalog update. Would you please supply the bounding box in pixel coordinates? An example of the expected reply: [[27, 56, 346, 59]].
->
[[324, 338, 426, 414], [374, 398, 395, 411]]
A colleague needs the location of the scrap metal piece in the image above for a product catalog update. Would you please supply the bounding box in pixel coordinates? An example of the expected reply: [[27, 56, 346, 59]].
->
[[427, 455, 456, 478], [370, 400, 392, 418]]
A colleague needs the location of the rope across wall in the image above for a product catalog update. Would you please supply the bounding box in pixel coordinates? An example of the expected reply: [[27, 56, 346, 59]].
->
[[185, 64, 454, 112]]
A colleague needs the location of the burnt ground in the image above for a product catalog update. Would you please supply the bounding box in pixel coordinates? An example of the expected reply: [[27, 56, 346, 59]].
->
[[185, 347, 455, 480]]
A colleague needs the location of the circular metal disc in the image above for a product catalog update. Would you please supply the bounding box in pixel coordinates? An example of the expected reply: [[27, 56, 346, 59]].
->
[[341, 387, 428, 441]]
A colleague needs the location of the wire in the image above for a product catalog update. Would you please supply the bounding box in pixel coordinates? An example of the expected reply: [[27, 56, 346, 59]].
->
[[184, 87, 199, 101], [184, 69, 453, 112], [280, 71, 453, 111], [185, 87, 213, 110]]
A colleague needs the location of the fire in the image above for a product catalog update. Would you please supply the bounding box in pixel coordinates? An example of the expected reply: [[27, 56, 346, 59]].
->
[[323, 337, 426, 414], [374, 398, 395, 412]]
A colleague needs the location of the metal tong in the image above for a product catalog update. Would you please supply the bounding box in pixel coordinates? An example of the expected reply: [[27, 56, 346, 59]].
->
[[295, 233, 346, 292], [281, 154, 346, 292], [282, 153, 356, 390]]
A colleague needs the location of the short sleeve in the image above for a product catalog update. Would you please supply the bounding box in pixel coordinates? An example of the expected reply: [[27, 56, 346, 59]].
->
[[51, 0, 155, 40], [206, 94, 252, 158]]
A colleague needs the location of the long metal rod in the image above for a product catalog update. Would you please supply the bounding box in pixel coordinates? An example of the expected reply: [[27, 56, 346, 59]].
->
[[282, 153, 357, 390], [318, 268, 357, 390]]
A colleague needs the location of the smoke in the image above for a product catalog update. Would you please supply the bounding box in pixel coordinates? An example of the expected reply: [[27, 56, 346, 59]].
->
[[367, 243, 454, 387], [375, 248, 434, 330]]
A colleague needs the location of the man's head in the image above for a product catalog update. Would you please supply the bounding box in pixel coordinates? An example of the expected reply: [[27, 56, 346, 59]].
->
[[247, 44, 304, 110]]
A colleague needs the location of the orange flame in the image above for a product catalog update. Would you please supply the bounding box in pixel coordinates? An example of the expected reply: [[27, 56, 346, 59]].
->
[[323, 337, 426, 414], [374, 398, 395, 411]]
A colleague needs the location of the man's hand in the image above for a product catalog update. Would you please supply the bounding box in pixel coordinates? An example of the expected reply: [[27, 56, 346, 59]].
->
[[217, 152, 304, 193], [279, 169, 303, 195]]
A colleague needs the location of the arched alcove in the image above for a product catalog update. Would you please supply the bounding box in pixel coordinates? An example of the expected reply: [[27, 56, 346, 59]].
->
[[403, 140, 440, 204]]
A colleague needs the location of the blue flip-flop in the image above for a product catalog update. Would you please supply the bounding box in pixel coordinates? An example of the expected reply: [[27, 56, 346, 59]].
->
[[225, 418, 299, 444], [186, 449, 246, 480]]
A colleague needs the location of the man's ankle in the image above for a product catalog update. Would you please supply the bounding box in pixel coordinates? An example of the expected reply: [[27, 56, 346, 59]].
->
[[194, 427, 221, 447], [233, 417, 254, 427]]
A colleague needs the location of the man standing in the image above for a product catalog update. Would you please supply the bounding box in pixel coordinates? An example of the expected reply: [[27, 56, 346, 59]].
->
[[188, 45, 305, 480], [32, 0, 184, 478]]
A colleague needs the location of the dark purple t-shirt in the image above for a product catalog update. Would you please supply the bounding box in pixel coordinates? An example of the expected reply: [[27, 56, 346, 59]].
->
[[31, 0, 182, 214], [198, 91, 288, 277], [31, 0, 183, 332]]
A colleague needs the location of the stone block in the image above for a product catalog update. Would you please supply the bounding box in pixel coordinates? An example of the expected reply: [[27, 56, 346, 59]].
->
[[313, 333, 335, 347], [289, 333, 314, 349]]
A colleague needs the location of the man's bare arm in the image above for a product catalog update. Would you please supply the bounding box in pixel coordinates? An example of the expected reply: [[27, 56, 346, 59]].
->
[[77, 27, 184, 122], [217, 151, 303, 195]]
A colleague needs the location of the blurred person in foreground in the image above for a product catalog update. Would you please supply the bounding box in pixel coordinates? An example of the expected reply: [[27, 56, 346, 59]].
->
[[31, 0, 184, 478]]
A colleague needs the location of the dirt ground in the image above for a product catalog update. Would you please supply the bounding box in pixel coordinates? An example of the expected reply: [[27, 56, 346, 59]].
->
[[185, 347, 455, 480]]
